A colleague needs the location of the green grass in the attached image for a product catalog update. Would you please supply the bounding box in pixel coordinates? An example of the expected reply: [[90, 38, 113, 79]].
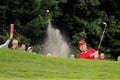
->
[[0, 48, 120, 80]]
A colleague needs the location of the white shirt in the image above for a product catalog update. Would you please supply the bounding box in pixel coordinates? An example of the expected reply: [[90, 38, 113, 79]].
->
[[0, 39, 10, 48]]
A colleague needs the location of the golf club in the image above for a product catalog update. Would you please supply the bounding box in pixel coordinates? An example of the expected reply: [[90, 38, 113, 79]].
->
[[98, 22, 107, 50], [94, 22, 107, 60]]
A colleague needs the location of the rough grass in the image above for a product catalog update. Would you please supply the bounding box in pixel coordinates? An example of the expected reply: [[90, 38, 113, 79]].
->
[[0, 48, 120, 80]]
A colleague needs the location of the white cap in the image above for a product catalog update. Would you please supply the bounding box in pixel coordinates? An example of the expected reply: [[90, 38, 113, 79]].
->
[[27, 47, 33, 51]]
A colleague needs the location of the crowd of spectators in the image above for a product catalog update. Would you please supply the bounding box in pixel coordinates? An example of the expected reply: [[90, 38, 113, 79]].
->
[[0, 34, 34, 53]]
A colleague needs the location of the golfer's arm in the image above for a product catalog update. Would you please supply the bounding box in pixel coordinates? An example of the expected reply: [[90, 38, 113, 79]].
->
[[90, 51, 98, 57]]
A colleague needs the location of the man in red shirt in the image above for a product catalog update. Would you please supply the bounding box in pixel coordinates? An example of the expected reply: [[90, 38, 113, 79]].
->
[[77, 40, 100, 60]]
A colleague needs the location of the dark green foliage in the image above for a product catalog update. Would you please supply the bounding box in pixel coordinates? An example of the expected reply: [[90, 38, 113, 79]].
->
[[51, 0, 120, 60], [0, 0, 40, 46]]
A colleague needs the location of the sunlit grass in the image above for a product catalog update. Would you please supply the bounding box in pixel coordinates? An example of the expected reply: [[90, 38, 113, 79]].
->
[[0, 48, 120, 80]]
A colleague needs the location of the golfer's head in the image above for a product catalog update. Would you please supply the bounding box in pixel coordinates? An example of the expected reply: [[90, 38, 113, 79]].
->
[[78, 40, 87, 51]]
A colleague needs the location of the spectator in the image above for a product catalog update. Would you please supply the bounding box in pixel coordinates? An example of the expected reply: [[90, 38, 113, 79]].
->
[[70, 54, 75, 58], [117, 56, 120, 61], [27, 47, 33, 53], [11, 39, 19, 50], [100, 53, 105, 60], [0, 34, 13, 48], [20, 44, 26, 51], [77, 40, 101, 60]]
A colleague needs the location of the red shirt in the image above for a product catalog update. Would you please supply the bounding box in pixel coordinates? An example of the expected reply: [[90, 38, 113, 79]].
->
[[77, 48, 100, 60]]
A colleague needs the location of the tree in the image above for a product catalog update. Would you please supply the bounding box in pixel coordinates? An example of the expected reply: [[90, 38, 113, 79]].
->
[[0, 0, 40, 46]]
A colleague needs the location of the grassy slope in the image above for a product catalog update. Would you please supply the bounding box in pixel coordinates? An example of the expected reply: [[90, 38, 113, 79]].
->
[[0, 48, 120, 80]]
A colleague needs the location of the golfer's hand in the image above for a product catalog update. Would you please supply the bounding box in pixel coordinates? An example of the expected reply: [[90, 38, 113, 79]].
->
[[90, 51, 99, 57]]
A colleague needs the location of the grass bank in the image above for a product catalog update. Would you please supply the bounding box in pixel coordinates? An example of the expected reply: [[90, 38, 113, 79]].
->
[[0, 48, 120, 80]]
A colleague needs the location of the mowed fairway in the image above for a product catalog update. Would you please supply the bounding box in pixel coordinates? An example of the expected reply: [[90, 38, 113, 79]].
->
[[0, 48, 120, 80]]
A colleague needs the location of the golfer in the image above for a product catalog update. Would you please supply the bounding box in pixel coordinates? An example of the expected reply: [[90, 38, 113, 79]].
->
[[77, 40, 100, 60]]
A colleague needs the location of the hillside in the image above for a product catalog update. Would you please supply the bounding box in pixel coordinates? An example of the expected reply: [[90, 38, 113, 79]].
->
[[0, 48, 120, 80]]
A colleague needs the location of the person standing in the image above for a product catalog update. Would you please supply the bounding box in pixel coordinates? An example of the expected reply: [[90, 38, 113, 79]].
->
[[100, 53, 105, 60], [70, 53, 75, 58], [117, 56, 120, 61], [20, 44, 26, 51], [11, 39, 19, 50], [27, 47, 33, 53], [77, 40, 100, 60]]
